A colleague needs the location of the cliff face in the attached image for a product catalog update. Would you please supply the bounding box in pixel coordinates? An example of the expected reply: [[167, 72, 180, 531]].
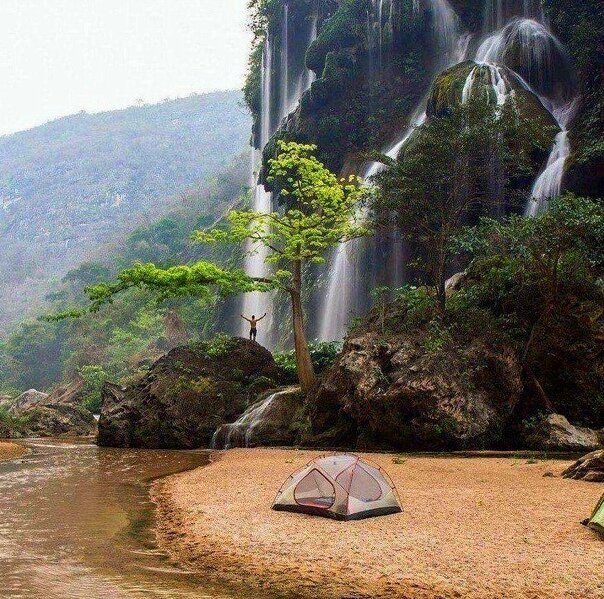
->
[[247, 0, 601, 196], [245, 0, 602, 342]]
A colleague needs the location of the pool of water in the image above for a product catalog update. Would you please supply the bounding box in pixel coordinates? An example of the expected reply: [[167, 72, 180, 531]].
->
[[0, 440, 242, 598]]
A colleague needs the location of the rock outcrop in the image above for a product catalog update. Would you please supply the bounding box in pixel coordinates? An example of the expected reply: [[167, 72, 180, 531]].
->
[[563, 450, 604, 483], [97, 338, 283, 449], [8, 380, 96, 438], [306, 325, 523, 450], [524, 414, 603, 453], [212, 386, 304, 449], [8, 389, 49, 415]]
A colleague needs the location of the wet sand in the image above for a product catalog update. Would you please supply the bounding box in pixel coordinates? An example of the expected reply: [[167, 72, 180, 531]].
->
[[0, 441, 27, 461], [154, 448, 604, 599]]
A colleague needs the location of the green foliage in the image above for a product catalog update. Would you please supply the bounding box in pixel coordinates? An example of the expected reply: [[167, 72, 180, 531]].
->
[[79, 365, 110, 414], [372, 97, 552, 308], [453, 194, 604, 425], [1, 156, 247, 393], [395, 285, 437, 324], [274, 341, 343, 379], [0, 406, 29, 438], [199, 141, 369, 271], [204, 333, 237, 358]]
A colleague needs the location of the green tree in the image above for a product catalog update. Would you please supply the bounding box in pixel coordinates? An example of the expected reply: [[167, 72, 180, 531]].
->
[[51, 142, 368, 393], [455, 194, 604, 413], [372, 99, 553, 310], [198, 141, 369, 390]]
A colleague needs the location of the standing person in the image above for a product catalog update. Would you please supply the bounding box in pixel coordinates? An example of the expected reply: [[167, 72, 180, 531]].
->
[[240, 313, 267, 342]]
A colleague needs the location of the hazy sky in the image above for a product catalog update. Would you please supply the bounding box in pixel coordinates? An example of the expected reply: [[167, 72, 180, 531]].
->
[[0, 0, 252, 135]]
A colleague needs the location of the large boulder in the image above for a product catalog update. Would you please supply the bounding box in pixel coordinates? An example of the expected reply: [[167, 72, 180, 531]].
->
[[7, 389, 49, 414], [97, 337, 283, 449], [15, 380, 96, 438], [524, 414, 603, 453], [563, 450, 604, 483], [426, 61, 558, 168], [306, 326, 523, 450]]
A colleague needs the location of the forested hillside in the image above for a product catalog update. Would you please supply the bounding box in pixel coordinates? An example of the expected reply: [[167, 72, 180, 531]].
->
[[0, 91, 250, 331], [0, 157, 248, 398]]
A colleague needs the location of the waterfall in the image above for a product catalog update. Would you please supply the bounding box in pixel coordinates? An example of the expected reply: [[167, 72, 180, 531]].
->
[[368, 0, 395, 76], [241, 7, 319, 343], [280, 4, 290, 120], [318, 0, 466, 341], [241, 38, 275, 338], [211, 389, 295, 449], [475, 18, 573, 102], [471, 14, 576, 214], [461, 63, 513, 106], [526, 100, 577, 215], [483, 0, 543, 33]]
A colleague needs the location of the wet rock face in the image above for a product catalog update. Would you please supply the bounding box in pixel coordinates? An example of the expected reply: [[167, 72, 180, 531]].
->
[[306, 329, 523, 451], [97, 338, 283, 449], [11, 380, 96, 438], [524, 414, 603, 453], [212, 387, 303, 449], [563, 450, 604, 483]]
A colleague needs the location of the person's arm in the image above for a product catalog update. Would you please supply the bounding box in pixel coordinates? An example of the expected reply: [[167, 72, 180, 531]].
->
[[240, 314, 251, 323], [257, 313, 268, 321]]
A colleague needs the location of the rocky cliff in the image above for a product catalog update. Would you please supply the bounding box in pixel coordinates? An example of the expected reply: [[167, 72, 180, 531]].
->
[[97, 338, 285, 449]]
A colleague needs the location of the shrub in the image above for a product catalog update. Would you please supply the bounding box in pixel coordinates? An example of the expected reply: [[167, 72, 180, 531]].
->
[[274, 340, 343, 380]]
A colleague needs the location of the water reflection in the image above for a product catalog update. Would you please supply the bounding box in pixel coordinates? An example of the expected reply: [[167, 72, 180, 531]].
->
[[0, 440, 236, 598]]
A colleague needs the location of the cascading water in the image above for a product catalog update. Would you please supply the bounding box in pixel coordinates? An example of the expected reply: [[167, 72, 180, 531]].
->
[[319, 0, 467, 342], [461, 63, 513, 106], [280, 4, 290, 120], [475, 18, 573, 102], [241, 6, 319, 343], [471, 15, 576, 213], [483, 0, 543, 33], [241, 38, 275, 338], [526, 100, 577, 216], [211, 388, 297, 449]]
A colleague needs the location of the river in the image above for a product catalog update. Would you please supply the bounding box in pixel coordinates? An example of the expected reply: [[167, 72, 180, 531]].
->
[[0, 439, 242, 598]]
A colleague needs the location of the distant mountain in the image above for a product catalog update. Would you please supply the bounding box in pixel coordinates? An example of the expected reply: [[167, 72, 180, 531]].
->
[[0, 91, 251, 332]]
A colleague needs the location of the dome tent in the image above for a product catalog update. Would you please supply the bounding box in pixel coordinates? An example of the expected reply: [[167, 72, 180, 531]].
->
[[585, 493, 604, 536], [272, 454, 402, 521]]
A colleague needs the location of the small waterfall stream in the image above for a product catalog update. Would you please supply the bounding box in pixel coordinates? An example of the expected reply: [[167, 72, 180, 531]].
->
[[526, 100, 577, 216], [211, 388, 297, 449]]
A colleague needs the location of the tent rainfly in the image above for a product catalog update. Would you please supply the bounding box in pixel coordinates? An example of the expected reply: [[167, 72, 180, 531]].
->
[[272, 454, 402, 521], [585, 493, 604, 536]]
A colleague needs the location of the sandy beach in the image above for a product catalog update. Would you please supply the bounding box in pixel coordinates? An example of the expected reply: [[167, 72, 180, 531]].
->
[[154, 449, 604, 599], [0, 441, 27, 461]]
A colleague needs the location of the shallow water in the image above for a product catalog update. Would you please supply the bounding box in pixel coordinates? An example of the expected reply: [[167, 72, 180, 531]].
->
[[0, 440, 239, 598]]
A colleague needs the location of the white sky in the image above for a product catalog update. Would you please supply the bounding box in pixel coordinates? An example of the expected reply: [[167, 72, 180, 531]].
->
[[0, 0, 252, 135]]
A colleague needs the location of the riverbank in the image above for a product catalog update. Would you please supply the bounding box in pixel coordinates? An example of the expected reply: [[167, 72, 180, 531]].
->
[[0, 441, 27, 461], [154, 448, 603, 599]]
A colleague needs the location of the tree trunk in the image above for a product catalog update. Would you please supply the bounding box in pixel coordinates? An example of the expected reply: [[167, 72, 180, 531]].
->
[[290, 261, 316, 393]]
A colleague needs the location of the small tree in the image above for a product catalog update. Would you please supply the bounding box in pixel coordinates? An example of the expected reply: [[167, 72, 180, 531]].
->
[[51, 142, 368, 393], [371, 99, 553, 310]]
